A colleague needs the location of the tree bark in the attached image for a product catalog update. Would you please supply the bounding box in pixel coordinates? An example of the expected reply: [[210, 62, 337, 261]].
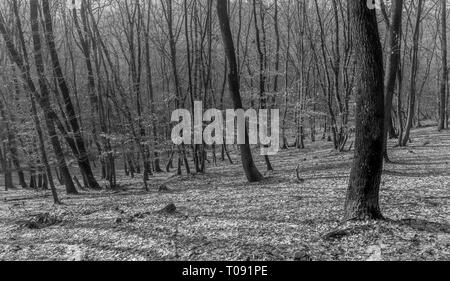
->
[[0, 100, 15, 191], [0, 145, 14, 191], [439, 0, 448, 131], [217, 0, 263, 182], [41, 0, 100, 190], [252, 0, 273, 171], [344, 0, 385, 221], [30, 0, 69, 199], [0, 3, 66, 201], [383, 0, 403, 161], [401, 0, 423, 146]]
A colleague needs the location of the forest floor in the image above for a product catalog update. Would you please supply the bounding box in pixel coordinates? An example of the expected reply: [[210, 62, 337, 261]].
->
[[0, 126, 449, 261]]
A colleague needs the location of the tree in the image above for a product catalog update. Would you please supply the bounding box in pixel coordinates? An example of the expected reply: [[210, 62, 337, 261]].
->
[[217, 0, 263, 183], [0, 0, 63, 202], [29, 0, 61, 201], [383, 0, 403, 162], [144, 0, 163, 173], [400, 0, 424, 146], [0, 87, 25, 188], [161, 0, 190, 176], [41, 0, 100, 190], [252, 0, 273, 171], [344, 0, 385, 221], [439, 0, 448, 131], [0, 97, 15, 190]]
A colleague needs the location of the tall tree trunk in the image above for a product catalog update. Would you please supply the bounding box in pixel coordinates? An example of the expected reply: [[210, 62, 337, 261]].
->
[[10, 77, 28, 188], [72, 0, 106, 174], [401, 0, 423, 146], [217, 0, 263, 182], [252, 0, 273, 171], [1, 2, 66, 201], [383, 0, 403, 161], [273, 0, 281, 102], [344, 0, 385, 221], [41, 0, 100, 190], [397, 68, 404, 147], [163, 0, 190, 175], [146, 0, 163, 173], [439, 0, 448, 131], [281, 0, 292, 150], [30, 0, 70, 199]]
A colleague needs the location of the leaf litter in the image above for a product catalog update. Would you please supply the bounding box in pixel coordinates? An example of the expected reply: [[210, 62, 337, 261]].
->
[[0, 127, 449, 261]]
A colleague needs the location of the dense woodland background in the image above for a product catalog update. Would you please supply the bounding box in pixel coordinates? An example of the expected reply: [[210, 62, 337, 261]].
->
[[0, 0, 449, 261]]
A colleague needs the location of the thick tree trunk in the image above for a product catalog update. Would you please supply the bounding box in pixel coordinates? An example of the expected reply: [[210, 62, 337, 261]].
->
[[344, 0, 385, 221], [72, 0, 107, 176], [217, 0, 263, 182]]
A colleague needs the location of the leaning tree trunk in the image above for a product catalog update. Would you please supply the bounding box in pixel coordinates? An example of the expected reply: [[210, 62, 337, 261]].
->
[[0, 2, 66, 201], [217, 0, 263, 182], [30, 0, 68, 199], [41, 0, 100, 190], [344, 0, 385, 221]]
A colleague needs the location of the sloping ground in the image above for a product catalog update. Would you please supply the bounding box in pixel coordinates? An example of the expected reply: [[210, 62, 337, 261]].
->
[[0, 127, 449, 261]]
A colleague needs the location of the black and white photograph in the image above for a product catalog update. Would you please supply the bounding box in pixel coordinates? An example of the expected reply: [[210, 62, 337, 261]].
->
[[0, 0, 449, 269]]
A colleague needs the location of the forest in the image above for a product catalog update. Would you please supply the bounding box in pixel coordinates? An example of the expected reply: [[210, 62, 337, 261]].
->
[[0, 0, 449, 261]]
